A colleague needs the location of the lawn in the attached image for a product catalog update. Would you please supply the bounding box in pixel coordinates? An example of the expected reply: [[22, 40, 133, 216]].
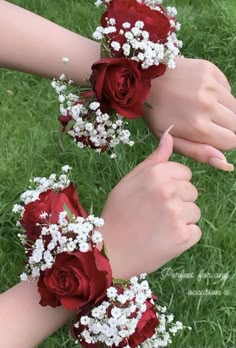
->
[[0, 0, 236, 347]]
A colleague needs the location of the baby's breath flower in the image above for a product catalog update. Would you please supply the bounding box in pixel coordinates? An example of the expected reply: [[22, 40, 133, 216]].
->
[[12, 204, 24, 214], [123, 22, 131, 29], [92, 231, 103, 244], [20, 272, 29, 282], [95, 0, 103, 7], [61, 165, 72, 173], [14, 167, 105, 279], [111, 41, 121, 51], [62, 57, 69, 64]]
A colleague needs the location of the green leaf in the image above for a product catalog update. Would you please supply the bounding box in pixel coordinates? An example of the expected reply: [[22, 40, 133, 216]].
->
[[89, 203, 93, 215], [144, 101, 153, 109], [113, 278, 129, 286], [63, 204, 74, 221], [102, 243, 109, 259]]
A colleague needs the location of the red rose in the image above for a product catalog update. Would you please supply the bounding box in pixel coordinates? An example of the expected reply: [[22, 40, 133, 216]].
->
[[59, 112, 73, 132], [91, 57, 156, 119], [101, 0, 171, 52], [21, 184, 87, 242], [38, 248, 112, 311], [127, 299, 159, 347]]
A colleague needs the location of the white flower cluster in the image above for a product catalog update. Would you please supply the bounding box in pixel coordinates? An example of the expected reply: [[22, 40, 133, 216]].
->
[[74, 274, 153, 347], [51, 75, 134, 156], [136, 0, 163, 9], [95, 0, 162, 7], [95, 0, 112, 7], [139, 305, 189, 347], [12, 165, 72, 216], [20, 213, 104, 281], [93, 9, 182, 70]]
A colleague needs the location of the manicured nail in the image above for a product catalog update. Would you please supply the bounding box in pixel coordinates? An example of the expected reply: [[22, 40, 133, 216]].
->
[[159, 124, 174, 146], [209, 157, 234, 172]]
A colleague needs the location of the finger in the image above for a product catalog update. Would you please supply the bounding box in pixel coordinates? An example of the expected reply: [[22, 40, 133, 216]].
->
[[172, 136, 234, 171], [209, 122, 236, 150], [213, 64, 231, 92], [215, 82, 236, 113], [178, 116, 236, 149], [186, 224, 202, 248], [175, 119, 236, 150], [175, 223, 202, 253], [176, 181, 198, 202], [123, 126, 174, 182], [213, 103, 236, 133], [157, 161, 192, 181], [145, 126, 174, 164], [182, 202, 201, 224]]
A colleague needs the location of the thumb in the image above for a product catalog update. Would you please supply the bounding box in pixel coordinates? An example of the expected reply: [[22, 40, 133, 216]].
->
[[123, 126, 174, 182], [145, 125, 174, 164]]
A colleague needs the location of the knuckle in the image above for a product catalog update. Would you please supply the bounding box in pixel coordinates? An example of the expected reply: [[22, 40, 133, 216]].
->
[[167, 202, 182, 219], [194, 62, 217, 100], [147, 165, 160, 182], [195, 87, 215, 110], [189, 184, 199, 201], [175, 226, 190, 245], [194, 187, 199, 201], [146, 165, 178, 200], [158, 182, 177, 201], [167, 162, 192, 181], [190, 225, 202, 245], [183, 166, 193, 181], [195, 205, 201, 222], [199, 59, 216, 75], [176, 163, 192, 181], [196, 227, 202, 241], [189, 116, 208, 136]]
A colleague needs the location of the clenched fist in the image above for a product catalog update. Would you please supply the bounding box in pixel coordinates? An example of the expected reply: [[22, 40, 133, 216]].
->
[[100, 127, 201, 279]]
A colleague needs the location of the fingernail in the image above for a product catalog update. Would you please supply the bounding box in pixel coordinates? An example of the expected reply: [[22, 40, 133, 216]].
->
[[209, 157, 234, 172], [160, 124, 174, 146]]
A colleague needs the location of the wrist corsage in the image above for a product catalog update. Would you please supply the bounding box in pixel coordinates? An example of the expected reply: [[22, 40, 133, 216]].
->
[[14, 166, 189, 347], [52, 0, 182, 156], [13, 166, 112, 311]]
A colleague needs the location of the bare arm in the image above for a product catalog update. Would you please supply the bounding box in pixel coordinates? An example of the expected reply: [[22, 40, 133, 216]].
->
[[1, 1, 235, 170], [0, 0, 100, 83], [0, 133, 202, 347], [0, 280, 73, 348]]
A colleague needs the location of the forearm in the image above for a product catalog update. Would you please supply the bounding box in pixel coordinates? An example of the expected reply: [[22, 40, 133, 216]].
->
[[0, 280, 73, 348], [0, 0, 100, 84]]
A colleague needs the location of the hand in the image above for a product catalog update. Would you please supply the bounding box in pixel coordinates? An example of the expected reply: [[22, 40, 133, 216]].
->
[[144, 57, 236, 171], [100, 127, 201, 279]]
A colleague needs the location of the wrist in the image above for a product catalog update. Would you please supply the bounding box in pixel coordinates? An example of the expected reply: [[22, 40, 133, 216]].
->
[[0, 280, 73, 347], [12, 165, 186, 347]]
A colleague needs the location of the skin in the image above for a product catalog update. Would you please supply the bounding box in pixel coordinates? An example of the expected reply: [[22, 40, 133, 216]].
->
[[144, 58, 236, 171], [0, 1, 235, 170], [0, 1, 231, 346], [101, 129, 201, 279], [0, 130, 201, 347]]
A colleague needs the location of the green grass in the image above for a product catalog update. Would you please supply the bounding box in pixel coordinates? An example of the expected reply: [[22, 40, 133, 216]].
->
[[1, 0, 236, 347]]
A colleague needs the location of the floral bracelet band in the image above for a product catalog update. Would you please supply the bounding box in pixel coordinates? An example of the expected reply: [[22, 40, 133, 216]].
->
[[52, 0, 182, 156], [13, 166, 189, 347]]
